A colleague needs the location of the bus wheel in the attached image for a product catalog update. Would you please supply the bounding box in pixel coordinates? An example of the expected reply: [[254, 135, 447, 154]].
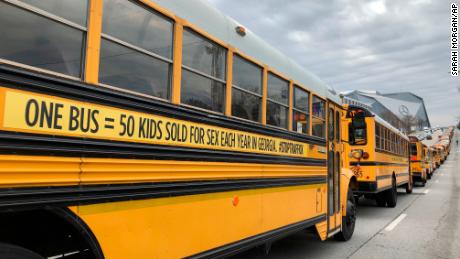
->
[[406, 176, 413, 194], [354, 195, 361, 206], [385, 177, 397, 208], [335, 186, 356, 241], [0, 243, 44, 259]]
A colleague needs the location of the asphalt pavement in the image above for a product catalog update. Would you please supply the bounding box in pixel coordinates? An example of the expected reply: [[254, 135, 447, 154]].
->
[[232, 130, 460, 259]]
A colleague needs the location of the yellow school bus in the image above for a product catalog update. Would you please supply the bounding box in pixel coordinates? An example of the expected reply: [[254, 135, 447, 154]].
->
[[409, 136, 428, 186], [343, 105, 411, 208], [422, 145, 432, 179], [434, 144, 447, 163], [432, 147, 441, 168], [426, 147, 435, 176], [0, 0, 357, 258], [440, 128, 453, 155]]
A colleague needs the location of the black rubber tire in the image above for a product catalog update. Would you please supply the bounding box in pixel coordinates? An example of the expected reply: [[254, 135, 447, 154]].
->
[[0, 243, 44, 259], [335, 186, 356, 241], [405, 176, 413, 194], [385, 177, 397, 208], [354, 195, 360, 206]]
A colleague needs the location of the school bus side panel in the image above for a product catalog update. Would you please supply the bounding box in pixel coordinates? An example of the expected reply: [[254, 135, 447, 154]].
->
[[77, 183, 326, 259]]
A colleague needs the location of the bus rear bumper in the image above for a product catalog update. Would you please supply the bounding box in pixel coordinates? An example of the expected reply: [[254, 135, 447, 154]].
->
[[353, 181, 378, 194], [412, 172, 426, 182]]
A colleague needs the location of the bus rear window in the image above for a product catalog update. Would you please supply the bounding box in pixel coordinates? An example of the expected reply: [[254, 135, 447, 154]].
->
[[410, 143, 417, 155], [348, 114, 367, 145]]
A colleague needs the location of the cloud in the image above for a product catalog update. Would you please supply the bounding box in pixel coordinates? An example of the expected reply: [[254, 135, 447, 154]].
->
[[206, 0, 459, 126]]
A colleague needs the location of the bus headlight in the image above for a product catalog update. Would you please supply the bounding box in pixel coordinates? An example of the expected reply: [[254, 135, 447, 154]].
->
[[350, 150, 363, 159]]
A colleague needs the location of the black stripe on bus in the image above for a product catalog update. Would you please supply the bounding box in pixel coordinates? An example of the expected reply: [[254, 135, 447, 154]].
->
[[0, 177, 326, 210], [412, 172, 422, 177], [355, 181, 378, 193], [356, 172, 409, 193], [0, 131, 326, 166], [355, 181, 392, 193], [0, 64, 326, 146], [376, 175, 392, 180], [185, 214, 326, 259], [350, 161, 409, 167], [375, 172, 409, 181]]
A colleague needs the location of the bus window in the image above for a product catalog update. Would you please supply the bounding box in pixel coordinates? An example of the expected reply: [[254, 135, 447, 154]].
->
[[312, 96, 325, 138], [266, 73, 289, 129], [335, 110, 340, 141], [328, 108, 334, 141], [385, 129, 389, 151], [391, 133, 395, 153], [399, 137, 402, 155], [0, 1, 88, 78], [375, 124, 381, 149], [232, 55, 262, 122], [383, 127, 387, 150], [348, 110, 367, 145], [182, 28, 227, 112], [410, 143, 417, 156], [99, 0, 173, 99], [292, 86, 310, 134]]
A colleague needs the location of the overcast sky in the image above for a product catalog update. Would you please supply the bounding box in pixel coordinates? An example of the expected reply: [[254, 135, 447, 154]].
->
[[206, 0, 459, 126]]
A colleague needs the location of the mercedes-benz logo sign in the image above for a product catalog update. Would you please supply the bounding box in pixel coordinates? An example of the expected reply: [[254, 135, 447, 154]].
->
[[399, 105, 409, 116]]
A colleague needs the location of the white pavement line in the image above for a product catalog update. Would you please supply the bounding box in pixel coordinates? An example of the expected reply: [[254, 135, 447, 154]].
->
[[385, 214, 407, 232], [424, 189, 430, 194]]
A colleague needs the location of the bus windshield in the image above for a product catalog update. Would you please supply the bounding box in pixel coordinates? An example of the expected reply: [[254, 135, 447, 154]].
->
[[349, 113, 367, 145], [410, 143, 417, 156]]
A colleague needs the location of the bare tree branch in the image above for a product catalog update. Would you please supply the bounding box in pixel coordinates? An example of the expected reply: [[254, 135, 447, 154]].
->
[[401, 114, 420, 134]]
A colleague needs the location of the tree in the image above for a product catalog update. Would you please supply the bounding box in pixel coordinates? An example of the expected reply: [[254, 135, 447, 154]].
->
[[401, 114, 419, 134]]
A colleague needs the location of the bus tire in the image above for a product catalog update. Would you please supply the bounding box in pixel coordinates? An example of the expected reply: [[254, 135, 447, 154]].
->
[[0, 243, 44, 259], [405, 176, 413, 194], [354, 195, 360, 206], [385, 177, 397, 208], [335, 186, 356, 241]]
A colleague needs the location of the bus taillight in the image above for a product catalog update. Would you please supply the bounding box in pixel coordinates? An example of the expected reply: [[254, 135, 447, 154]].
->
[[362, 152, 370, 159]]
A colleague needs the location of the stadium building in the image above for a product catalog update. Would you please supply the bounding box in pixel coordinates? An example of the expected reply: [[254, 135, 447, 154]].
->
[[341, 90, 431, 133]]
